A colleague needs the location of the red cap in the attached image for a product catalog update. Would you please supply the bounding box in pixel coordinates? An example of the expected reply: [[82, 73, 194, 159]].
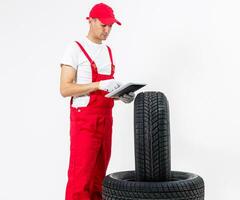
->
[[86, 3, 121, 26]]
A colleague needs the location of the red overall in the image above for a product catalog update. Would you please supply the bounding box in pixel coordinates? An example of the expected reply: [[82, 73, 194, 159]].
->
[[65, 41, 115, 200]]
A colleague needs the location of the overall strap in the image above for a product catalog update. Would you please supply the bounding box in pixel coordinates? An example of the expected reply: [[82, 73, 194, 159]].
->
[[75, 41, 93, 64], [106, 45, 115, 75], [106, 45, 113, 65]]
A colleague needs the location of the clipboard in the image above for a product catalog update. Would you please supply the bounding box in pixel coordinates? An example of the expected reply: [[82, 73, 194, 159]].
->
[[105, 83, 147, 98]]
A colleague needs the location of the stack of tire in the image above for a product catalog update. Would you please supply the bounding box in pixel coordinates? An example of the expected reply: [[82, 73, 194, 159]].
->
[[103, 91, 205, 200]]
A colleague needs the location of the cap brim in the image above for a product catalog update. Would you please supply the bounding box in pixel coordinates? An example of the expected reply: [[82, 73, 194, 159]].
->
[[86, 17, 121, 25], [98, 17, 122, 26]]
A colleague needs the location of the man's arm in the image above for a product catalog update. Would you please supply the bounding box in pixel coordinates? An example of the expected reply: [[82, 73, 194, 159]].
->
[[60, 64, 100, 97]]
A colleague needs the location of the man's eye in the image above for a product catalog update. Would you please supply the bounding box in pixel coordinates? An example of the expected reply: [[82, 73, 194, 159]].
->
[[101, 24, 112, 28]]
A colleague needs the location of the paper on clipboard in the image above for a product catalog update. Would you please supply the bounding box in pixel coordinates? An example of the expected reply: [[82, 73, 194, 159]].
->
[[105, 82, 147, 98]]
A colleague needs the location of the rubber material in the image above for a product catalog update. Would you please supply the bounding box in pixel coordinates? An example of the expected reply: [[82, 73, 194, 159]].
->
[[102, 170, 205, 200], [134, 91, 171, 181]]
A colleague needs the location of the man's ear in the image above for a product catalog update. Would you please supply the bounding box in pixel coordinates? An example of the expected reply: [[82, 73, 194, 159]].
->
[[88, 17, 92, 24], [88, 18, 97, 24]]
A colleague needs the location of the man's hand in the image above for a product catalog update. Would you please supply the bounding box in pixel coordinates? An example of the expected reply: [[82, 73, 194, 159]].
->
[[119, 92, 135, 103], [98, 79, 121, 92]]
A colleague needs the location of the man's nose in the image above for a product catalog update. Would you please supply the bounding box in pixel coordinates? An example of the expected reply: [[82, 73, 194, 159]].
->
[[104, 26, 112, 33]]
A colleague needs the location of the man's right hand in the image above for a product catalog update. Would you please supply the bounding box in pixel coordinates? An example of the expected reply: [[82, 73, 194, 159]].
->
[[98, 79, 121, 92]]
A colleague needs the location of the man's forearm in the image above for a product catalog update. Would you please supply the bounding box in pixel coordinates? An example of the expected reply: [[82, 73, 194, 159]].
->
[[60, 82, 100, 97]]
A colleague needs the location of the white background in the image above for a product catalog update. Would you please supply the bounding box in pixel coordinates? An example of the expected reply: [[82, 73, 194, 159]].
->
[[0, 0, 240, 199]]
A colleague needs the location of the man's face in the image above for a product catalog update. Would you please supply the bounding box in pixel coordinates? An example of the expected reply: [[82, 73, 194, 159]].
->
[[89, 18, 113, 41]]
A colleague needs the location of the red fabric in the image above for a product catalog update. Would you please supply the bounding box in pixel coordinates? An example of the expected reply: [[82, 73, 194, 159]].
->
[[86, 3, 121, 25], [65, 41, 115, 200]]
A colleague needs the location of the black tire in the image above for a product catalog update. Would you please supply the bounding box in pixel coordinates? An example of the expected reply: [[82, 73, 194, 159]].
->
[[102, 170, 205, 200], [134, 91, 171, 181]]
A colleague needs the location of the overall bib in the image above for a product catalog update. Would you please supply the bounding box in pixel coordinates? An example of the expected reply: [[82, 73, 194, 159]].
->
[[65, 41, 115, 200]]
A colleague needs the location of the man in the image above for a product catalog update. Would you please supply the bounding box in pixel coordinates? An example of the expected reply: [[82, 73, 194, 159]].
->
[[59, 3, 135, 200]]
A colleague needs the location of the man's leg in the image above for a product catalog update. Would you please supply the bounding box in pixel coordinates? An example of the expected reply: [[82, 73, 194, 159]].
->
[[65, 115, 102, 200], [90, 146, 105, 200], [90, 116, 113, 200]]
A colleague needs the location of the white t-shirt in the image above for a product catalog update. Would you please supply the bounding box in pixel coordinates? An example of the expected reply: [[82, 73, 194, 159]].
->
[[60, 36, 113, 108]]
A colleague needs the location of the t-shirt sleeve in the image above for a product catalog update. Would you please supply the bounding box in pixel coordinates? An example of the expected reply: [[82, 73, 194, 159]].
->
[[60, 42, 79, 70]]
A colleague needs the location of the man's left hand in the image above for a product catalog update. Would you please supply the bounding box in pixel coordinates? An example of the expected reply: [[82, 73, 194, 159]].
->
[[119, 92, 135, 103]]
